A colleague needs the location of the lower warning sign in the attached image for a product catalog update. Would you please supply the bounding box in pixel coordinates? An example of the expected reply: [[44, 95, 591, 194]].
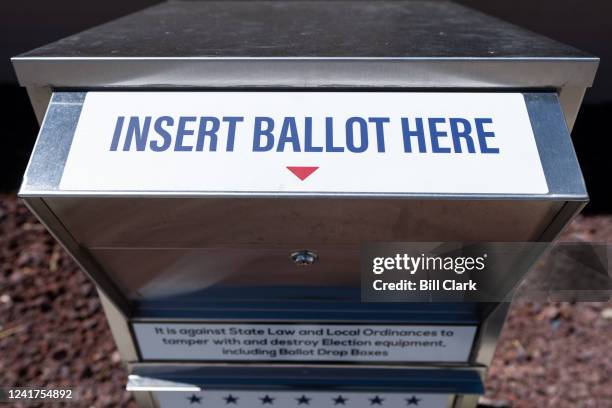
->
[[132, 323, 476, 362]]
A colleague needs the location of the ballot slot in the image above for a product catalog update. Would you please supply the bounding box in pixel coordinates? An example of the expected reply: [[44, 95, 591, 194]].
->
[[47, 91, 551, 194]]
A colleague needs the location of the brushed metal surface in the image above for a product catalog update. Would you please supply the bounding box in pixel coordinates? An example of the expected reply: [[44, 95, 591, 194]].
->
[[46, 198, 562, 247], [20, 90, 583, 304], [14, 1, 592, 59], [62, 198, 558, 300], [11, 1, 598, 130], [11, 5, 597, 405]]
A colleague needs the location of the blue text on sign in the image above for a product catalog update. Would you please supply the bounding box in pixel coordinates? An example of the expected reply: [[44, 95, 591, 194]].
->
[[109, 116, 500, 154]]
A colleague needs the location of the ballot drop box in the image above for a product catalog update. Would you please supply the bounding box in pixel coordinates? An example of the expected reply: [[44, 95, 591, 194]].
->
[[12, 1, 597, 407]]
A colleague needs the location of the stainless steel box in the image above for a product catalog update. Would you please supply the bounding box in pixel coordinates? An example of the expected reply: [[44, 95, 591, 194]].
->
[[13, 1, 598, 407]]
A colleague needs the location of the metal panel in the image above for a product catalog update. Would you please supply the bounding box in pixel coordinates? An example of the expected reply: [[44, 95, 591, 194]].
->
[[19, 91, 586, 308], [125, 364, 481, 407], [75, 199, 555, 302], [126, 364, 485, 393], [525, 93, 587, 197], [11, 1, 598, 130], [12, 1, 593, 59], [22, 93, 84, 191], [98, 289, 139, 361], [50, 198, 561, 244]]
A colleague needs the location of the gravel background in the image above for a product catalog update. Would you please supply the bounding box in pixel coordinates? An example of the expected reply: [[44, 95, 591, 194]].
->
[[1, 193, 610, 408]]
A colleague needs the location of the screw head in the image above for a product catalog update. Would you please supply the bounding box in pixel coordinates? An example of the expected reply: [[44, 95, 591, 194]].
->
[[290, 250, 318, 266]]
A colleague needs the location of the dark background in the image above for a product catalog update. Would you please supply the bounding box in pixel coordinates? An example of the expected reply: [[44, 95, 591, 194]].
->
[[1, 0, 610, 212]]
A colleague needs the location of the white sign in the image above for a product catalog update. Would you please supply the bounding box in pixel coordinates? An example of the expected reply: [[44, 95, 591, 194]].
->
[[133, 323, 476, 362], [153, 390, 448, 408], [60, 92, 547, 194]]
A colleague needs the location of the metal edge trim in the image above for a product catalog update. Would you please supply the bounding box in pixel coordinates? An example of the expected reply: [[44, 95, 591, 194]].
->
[[11, 58, 598, 88]]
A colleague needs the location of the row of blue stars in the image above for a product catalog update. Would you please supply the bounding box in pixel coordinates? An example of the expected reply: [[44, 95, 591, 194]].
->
[[187, 394, 422, 405]]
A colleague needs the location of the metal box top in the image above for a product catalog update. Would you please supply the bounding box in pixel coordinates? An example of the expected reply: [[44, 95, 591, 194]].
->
[[15, 0, 593, 59], [12, 1, 598, 127]]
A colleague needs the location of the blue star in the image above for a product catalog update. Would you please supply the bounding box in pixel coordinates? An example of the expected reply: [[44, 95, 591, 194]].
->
[[187, 394, 202, 404], [333, 395, 348, 405], [224, 394, 239, 404], [296, 395, 311, 405], [406, 396, 421, 405], [370, 395, 384, 405], [260, 395, 275, 405]]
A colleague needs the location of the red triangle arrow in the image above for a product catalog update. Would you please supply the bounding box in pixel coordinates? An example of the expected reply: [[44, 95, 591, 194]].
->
[[287, 166, 319, 181]]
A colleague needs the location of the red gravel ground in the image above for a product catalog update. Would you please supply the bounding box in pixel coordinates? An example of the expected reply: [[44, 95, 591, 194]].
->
[[0, 193, 610, 408]]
